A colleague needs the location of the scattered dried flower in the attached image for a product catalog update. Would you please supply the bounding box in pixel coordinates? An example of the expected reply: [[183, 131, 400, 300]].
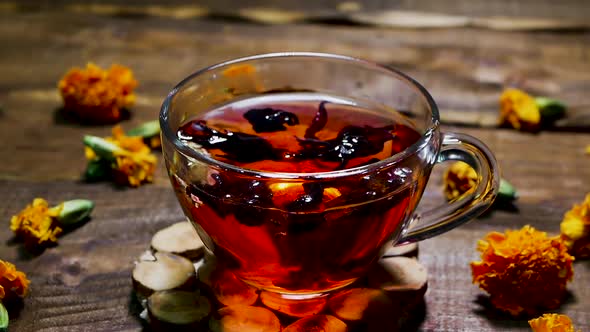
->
[[529, 313, 579, 332], [443, 161, 516, 202], [221, 63, 264, 93], [471, 225, 574, 316], [499, 89, 566, 132], [58, 63, 137, 124], [10, 198, 95, 249], [10, 198, 63, 246], [0, 260, 30, 301], [443, 161, 477, 201], [499, 89, 541, 131], [127, 120, 161, 150], [84, 126, 157, 187], [560, 194, 590, 258]]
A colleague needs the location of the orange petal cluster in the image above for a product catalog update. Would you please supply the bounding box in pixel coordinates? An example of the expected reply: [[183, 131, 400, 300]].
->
[[560, 193, 590, 258], [9, 198, 63, 246], [499, 88, 541, 131], [58, 63, 137, 124], [471, 225, 574, 316], [443, 161, 477, 201], [0, 260, 30, 301], [529, 313, 579, 332]]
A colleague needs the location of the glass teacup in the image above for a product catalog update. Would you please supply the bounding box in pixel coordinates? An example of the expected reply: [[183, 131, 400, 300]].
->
[[160, 52, 499, 296]]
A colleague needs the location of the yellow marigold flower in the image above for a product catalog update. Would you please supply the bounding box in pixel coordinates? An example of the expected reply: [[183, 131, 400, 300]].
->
[[58, 63, 137, 124], [0, 260, 30, 301], [10, 198, 63, 246], [86, 126, 157, 187], [529, 313, 579, 332], [443, 161, 477, 200], [499, 88, 541, 131], [471, 225, 574, 316], [560, 194, 590, 258], [586, 145, 590, 155]]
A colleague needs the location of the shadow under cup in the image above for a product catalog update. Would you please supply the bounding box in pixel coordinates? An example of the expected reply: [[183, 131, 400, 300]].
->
[[160, 53, 498, 295]]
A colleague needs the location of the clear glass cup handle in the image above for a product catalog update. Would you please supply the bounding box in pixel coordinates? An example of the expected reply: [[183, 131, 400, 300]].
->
[[397, 132, 500, 244]]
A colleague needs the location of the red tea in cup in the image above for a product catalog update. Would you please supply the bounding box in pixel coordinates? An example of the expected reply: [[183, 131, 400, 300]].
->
[[176, 95, 423, 293]]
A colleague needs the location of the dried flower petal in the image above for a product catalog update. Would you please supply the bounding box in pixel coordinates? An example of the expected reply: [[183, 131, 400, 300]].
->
[[560, 194, 590, 258], [471, 225, 574, 316], [443, 161, 477, 201], [85, 126, 157, 187], [10, 198, 63, 246], [499, 89, 541, 131], [58, 63, 137, 124], [221, 63, 264, 93], [444, 162, 517, 202], [0, 260, 30, 301], [127, 120, 161, 150], [529, 313, 579, 332]]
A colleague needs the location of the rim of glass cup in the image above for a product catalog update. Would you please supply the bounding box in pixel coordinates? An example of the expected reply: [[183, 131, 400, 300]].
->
[[160, 52, 440, 180]]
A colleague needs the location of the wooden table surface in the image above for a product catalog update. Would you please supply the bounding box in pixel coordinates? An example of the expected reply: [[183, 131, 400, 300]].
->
[[0, 3, 589, 331]]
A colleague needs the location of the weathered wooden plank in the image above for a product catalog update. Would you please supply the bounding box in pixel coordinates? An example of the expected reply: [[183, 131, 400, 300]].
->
[[0, 13, 588, 149], [2, 0, 590, 29]]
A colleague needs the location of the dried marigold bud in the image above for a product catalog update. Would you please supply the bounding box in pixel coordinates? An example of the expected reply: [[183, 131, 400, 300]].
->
[[560, 193, 590, 258], [470, 225, 574, 316], [10, 198, 95, 249], [443, 161, 478, 201], [443, 161, 516, 202], [0, 259, 30, 302], [10, 198, 63, 246], [127, 120, 161, 149], [529, 313, 579, 332], [58, 63, 137, 124], [84, 126, 157, 187], [499, 89, 541, 131]]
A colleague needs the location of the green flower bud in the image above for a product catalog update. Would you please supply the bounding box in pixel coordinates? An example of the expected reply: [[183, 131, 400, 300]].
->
[[56, 199, 95, 226]]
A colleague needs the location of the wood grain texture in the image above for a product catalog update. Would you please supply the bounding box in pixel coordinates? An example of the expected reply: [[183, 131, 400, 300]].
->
[[0, 8, 589, 332], [3, 0, 590, 29]]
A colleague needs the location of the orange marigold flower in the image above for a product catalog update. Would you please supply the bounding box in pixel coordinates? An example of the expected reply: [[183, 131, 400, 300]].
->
[[221, 63, 264, 93], [499, 89, 541, 131], [443, 161, 477, 200], [529, 313, 579, 332], [58, 63, 137, 124], [0, 260, 30, 301], [560, 194, 590, 258], [471, 225, 574, 316], [86, 126, 157, 187], [10, 198, 63, 246]]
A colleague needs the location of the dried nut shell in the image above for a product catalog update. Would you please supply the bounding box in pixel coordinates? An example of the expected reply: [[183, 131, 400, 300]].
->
[[133, 252, 196, 298], [260, 291, 326, 317], [151, 221, 205, 260], [283, 314, 348, 332], [367, 256, 428, 300], [147, 290, 211, 325], [209, 305, 281, 332]]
